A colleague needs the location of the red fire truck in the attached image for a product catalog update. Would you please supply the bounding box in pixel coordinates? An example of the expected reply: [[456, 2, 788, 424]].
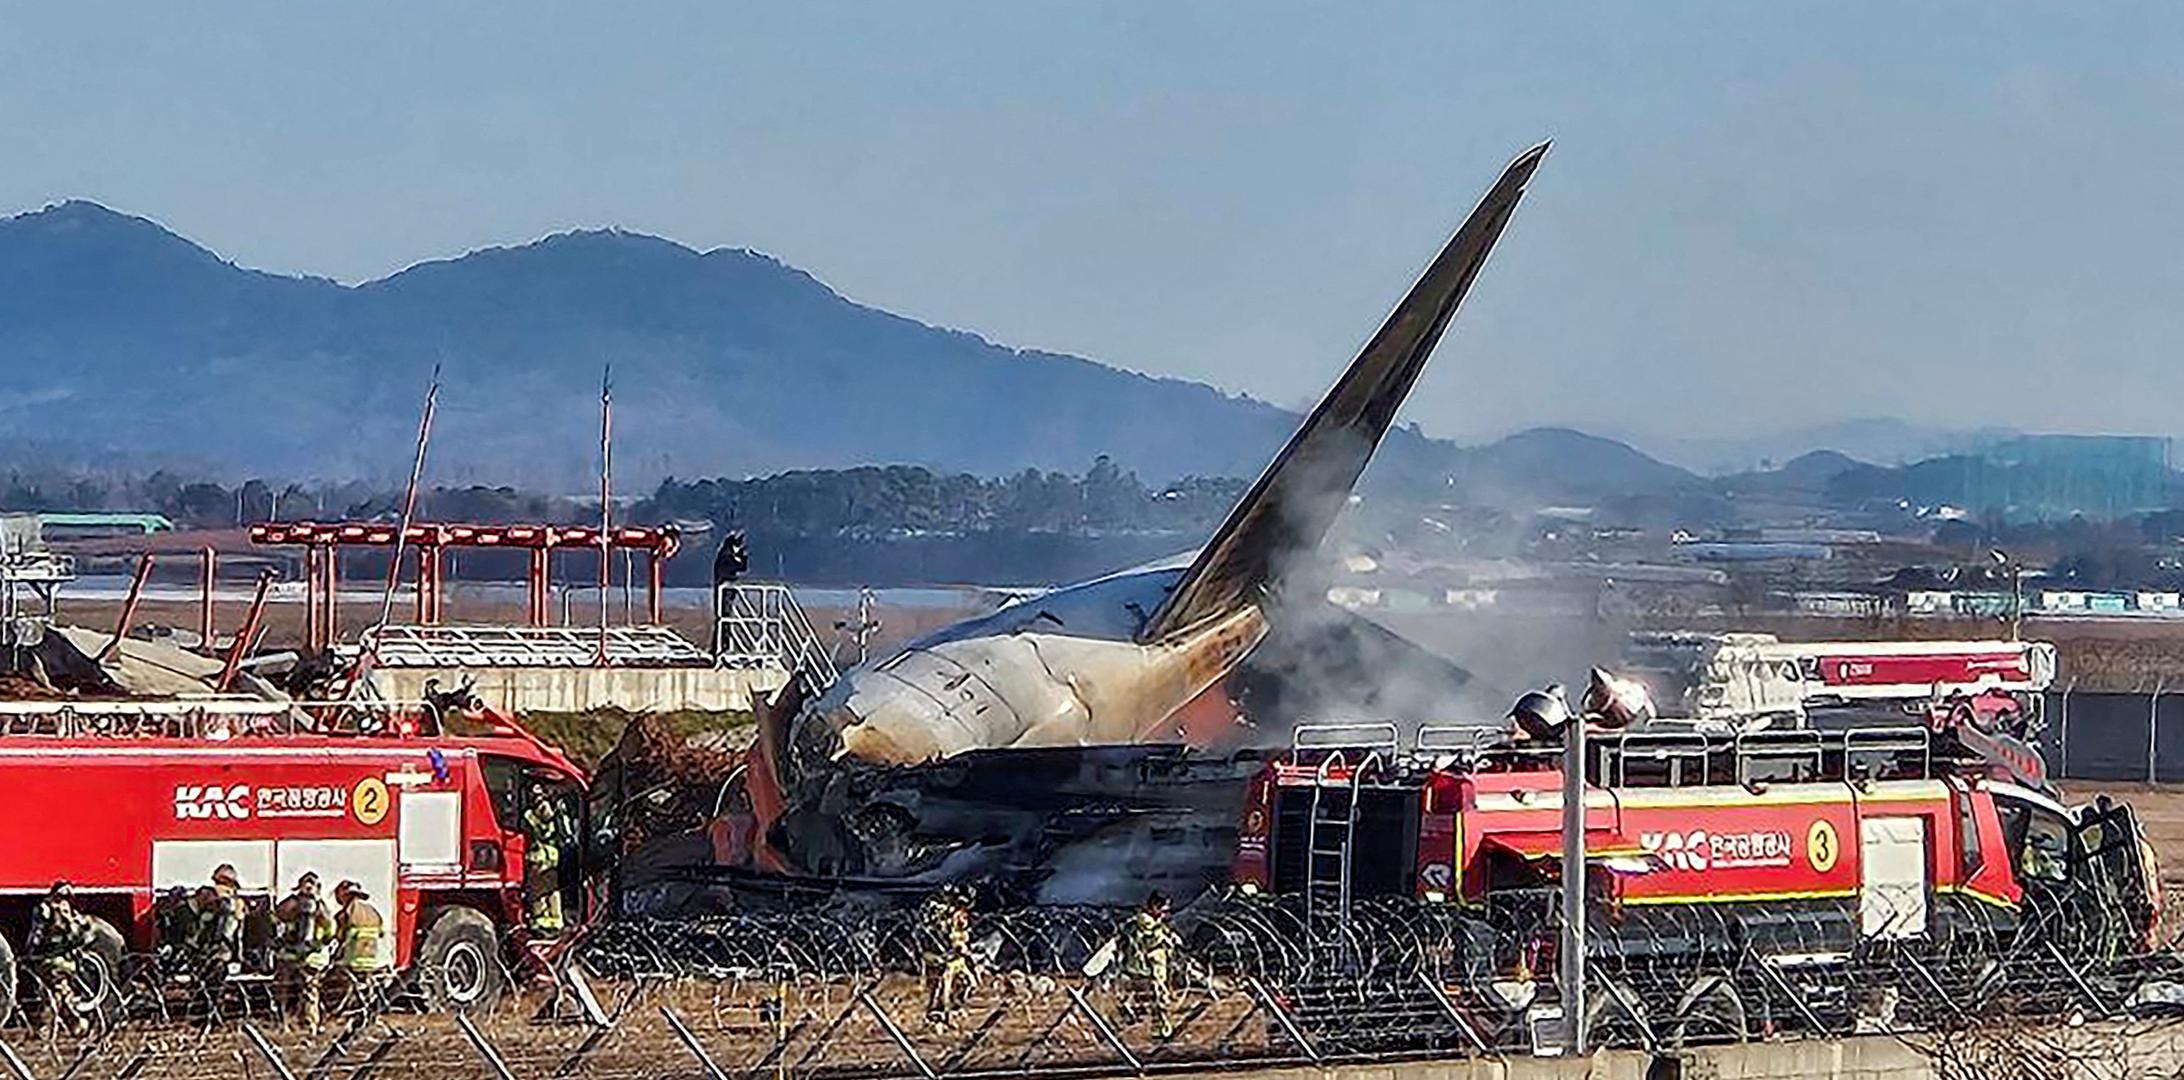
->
[[0, 698, 586, 1021], [1233, 711, 2159, 1041]]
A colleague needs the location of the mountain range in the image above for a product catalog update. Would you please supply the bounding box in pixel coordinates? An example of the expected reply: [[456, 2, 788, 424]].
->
[[0, 199, 1921, 503]]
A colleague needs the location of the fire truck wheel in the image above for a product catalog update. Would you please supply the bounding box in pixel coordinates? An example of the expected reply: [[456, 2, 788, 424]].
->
[[0, 930, 15, 1024], [1670, 972, 1747, 1047], [417, 907, 504, 1013]]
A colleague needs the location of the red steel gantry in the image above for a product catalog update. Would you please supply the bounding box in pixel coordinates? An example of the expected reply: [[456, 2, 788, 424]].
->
[[249, 521, 683, 652]]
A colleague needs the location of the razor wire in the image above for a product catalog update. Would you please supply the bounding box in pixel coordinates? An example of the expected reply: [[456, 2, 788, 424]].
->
[[7, 893, 2184, 1078]]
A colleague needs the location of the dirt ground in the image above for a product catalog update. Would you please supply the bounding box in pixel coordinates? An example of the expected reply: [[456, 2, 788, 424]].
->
[[2, 972, 1279, 1080]]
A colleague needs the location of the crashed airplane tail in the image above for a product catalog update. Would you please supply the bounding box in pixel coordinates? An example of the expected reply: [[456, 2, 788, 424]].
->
[[1140, 141, 1549, 642]]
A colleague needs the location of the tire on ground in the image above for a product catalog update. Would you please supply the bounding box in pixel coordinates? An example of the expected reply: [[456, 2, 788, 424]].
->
[[415, 906, 504, 1012]]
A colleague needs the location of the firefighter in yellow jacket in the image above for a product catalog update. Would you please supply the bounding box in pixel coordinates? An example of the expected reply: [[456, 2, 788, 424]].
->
[[1119, 891, 1182, 1038], [332, 881, 391, 1009], [273, 872, 336, 1032], [26, 881, 93, 1035], [524, 783, 570, 933], [919, 885, 974, 1027]]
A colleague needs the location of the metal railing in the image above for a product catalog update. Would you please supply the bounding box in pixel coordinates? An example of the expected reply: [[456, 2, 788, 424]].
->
[[0, 698, 482, 741], [359, 624, 713, 668], [714, 583, 838, 687]]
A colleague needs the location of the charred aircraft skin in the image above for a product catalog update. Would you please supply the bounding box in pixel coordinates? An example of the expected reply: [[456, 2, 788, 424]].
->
[[764, 745, 1264, 905], [748, 143, 1551, 891]]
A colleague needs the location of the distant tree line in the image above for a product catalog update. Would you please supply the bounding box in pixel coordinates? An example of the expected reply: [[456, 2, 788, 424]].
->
[[2, 457, 1241, 535], [631, 456, 1244, 538], [1, 459, 1246, 585]]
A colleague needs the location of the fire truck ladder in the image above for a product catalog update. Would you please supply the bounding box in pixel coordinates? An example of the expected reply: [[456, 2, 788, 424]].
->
[[1304, 750, 1358, 924], [1292, 723, 1400, 926]]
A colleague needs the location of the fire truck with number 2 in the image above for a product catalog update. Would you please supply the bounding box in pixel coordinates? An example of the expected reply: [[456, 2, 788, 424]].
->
[[0, 698, 586, 1021]]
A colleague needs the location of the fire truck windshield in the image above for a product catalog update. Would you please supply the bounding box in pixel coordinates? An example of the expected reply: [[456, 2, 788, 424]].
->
[[482, 755, 524, 831], [1997, 796, 2071, 886]]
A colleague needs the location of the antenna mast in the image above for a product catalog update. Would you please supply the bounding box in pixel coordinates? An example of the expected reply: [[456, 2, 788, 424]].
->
[[344, 363, 438, 702]]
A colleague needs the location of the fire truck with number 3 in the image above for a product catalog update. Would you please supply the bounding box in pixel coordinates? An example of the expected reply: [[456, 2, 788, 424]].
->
[[0, 698, 587, 1021], [1234, 638, 2160, 1043]]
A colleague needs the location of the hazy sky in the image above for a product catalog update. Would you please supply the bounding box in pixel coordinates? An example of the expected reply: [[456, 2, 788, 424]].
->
[[4, 3, 2181, 449]]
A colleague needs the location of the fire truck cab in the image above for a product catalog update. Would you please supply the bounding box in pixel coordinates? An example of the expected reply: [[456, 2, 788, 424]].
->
[[0, 699, 586, 1021]]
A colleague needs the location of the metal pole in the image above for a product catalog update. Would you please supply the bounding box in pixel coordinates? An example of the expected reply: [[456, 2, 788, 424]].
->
[[1246, 978, 1320, 1064], [241, 1022, 302, 1080], [0, 1038, 36, 1080], [2010, 562, 2023, 642], [621, 549, 634, 625], [453, 1013, 518, 1080], [2150, 678, 2166, 785], [199, 546, 216, 652], [2059, 676, 2076, 780], [1064, 987, 1143, 1075], [304, 547, 322, 653], [372, 365, 439, 638], [659, 1007, 729, 1080], [1561, 714, 1587, 1055], [597, 366, 612, 665], [216, 571, 275, 693], [99, 552, 155, 663], [858, 990, 938, 1080]]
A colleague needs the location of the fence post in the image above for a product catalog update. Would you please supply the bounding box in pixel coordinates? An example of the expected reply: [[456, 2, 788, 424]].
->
[[345, 1037, 402, 1080], [2149, 679, 2166, 785], [2058, 677, 2076, 779], [50, 1044, 97, 1080], [241, 1022, 303, 1080], [1247, 978, 1320, 1064], [0, 1039, 33, 1080], [1064, 987, 1143, 1075], [454, 1012, 520, 1080], [857, 990, 938, 1080], [659, 1006, 730, 1080], [1416, 970, 1493, 1054]]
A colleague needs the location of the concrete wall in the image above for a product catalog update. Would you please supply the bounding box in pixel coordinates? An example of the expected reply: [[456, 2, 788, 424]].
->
[[1212, 1028, 2184, 1080], [373, 664, 787, 714], [1209, 1038, 1935, 1080]]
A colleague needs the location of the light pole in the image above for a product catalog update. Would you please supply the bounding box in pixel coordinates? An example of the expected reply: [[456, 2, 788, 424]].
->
[[1561, 713, 1587, 1055]]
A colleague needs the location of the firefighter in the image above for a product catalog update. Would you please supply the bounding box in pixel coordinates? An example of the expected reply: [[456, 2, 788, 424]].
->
[[154, 885, 195, 966], [524, 782, 570, 933], [178, 883, 237, 987], [331, 881, 391, 1011], [1118, 891, 1183, 1039], [25, 881, 92, 1035], [273, 872, 336, 1033], [919, 884, 974, 1027], [200, 864, 247, 977]]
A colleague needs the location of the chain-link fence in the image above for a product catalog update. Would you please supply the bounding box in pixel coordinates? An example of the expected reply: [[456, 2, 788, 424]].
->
[[2047, 686, 2184, 783]]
